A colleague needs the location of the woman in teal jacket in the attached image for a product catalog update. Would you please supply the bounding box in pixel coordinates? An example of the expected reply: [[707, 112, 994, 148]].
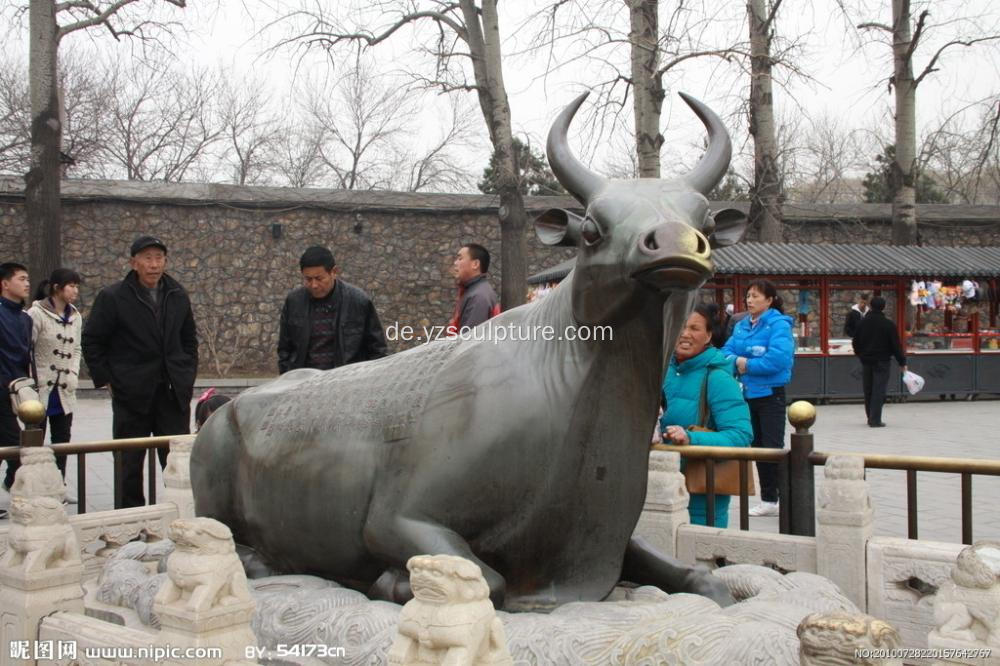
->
[[661, 304, 753, 527]]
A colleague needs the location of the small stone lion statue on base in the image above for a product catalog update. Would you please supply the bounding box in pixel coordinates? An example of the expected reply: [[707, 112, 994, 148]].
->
[[1, 495, 80, 572], [153, 517, 251, 613], [388, 554, 512, 666], [932, 541, 1000, 647]]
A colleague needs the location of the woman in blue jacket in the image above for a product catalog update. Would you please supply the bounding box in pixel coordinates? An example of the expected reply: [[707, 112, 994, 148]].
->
[[661, 304, 753, 527], [722, 279, 796, 517]]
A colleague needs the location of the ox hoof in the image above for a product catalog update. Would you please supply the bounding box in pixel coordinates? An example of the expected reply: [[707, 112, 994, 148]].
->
[[369, 568, 412, 604], [684, 567, 735, 607]]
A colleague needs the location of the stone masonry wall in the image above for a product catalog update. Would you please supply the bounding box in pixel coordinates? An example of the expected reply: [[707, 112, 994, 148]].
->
[[2, 180, 998, 376]]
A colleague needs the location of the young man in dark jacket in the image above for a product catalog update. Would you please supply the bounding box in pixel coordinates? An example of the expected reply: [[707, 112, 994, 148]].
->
[[82, 236, 198, 508], [0, 262, 32, 511], [277, 246, 388, 374], [852, 296, 907, 427]]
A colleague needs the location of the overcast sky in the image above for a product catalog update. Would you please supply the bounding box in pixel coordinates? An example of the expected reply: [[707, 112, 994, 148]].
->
[[10, 0, 1000, 183]]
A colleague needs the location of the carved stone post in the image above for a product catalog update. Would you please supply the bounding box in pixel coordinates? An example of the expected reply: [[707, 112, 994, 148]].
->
[[388, 554, 513, 666], [798, 610, 902, 665], [0, 448, 84, 666], [927, 541, 1000, 666], [163, 436, 196, 519], [634, 450, 689, 558], [153, 517, 257, 664], [816, 455, 873, 612]]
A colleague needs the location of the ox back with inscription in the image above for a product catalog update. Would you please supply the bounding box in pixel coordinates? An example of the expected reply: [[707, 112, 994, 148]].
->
[[190, 91, 749, 611]]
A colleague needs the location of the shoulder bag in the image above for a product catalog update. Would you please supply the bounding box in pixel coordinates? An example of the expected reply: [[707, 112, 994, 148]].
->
[[682, 370, 755, 496]]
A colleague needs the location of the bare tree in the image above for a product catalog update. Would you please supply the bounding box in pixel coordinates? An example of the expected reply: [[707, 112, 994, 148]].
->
[[855, 0, 1000, 243], [530, 0, 748, 178], [304, 50, 411, 191], [101, 57, 224, 181], [274, 1, 532, 308], [786, 113, 876, 203], [0, 59, 31, 174], [19, 0, 190, 286], [921, 97, 1000, 204], [268, 123, 326, 188], [747, 0, 783, 241], [397, 96, 479, 192], [218, 77, 279, 186]]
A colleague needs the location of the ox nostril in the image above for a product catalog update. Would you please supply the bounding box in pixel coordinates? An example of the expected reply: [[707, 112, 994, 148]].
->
[[644, 230, 659, 251], [695, 232, 708, 256]]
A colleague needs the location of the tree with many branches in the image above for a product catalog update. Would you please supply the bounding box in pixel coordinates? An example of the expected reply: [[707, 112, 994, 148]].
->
[[274, 1, 531, 308], [19, 0, 191, 287], [854, 0, 1000, 243]]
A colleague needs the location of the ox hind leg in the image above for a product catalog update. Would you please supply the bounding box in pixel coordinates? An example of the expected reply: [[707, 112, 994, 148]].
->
[[364, 516, 506, 608], [622, 536, 735, 607]]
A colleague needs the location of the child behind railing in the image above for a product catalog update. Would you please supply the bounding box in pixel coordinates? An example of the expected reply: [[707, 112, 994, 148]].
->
[[194, 388, 232, 432]]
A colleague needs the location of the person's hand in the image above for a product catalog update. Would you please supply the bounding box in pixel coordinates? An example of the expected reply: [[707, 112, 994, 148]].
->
[[736, 357, 748, 374], [663, 425, 690, 445]]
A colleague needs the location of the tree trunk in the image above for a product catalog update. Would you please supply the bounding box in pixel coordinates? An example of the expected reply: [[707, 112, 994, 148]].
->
[[891, 0, 918, 245], [747, 0, 783, 242], [26, 0, 63, 289], [630, 0, 663, 178], [462, 0, 526, 309]]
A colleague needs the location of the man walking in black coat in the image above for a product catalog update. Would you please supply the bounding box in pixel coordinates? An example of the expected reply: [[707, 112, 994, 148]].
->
[[83, 236, 198, 508], [852, 296, 907, 427]]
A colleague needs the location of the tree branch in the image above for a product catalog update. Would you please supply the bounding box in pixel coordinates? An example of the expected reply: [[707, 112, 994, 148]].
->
[[277, 9, 467, 53], [915, 35, 1000, 86], [657, 48, 749, 76], [857, 22, 892, 33], [903, 9, 930, 66]]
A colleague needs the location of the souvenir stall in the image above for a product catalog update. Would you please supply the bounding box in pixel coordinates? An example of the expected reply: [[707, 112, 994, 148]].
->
[[529, 243, 1000, 399]]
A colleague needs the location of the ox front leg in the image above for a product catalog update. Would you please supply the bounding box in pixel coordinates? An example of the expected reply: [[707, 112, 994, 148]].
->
[[622, 536, 735, 607], [364, 516, 507, 608]]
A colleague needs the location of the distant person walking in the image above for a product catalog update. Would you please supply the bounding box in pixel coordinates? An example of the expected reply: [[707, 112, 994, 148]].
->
[[844, 292, 870, 338], [277, 246, 388, 373], [448, 243, 499, 335], [722, 279, 796, 518], [83, 236, 198, 508], [852, 296, 907, 428], [28, 268, 84, 500]]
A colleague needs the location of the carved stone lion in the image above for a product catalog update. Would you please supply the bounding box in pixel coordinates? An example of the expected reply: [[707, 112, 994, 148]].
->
[[153, 517, 251, 613], [9, 447, 65, 501], [1, 495, 80, 572], [933, 541, 1000, 647], [388, 554, 512, 666]]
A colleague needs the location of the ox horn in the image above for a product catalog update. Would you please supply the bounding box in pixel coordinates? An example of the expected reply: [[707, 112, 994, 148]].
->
[[547, 91, 608, 206], [679, 92, 732, 196]]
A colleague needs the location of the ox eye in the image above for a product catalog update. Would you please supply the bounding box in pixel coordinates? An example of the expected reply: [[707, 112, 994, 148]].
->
[[581, 218, 603, 246]]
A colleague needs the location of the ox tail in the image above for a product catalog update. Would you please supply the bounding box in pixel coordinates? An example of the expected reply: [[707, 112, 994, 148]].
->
[[190, 401, 240, 534]]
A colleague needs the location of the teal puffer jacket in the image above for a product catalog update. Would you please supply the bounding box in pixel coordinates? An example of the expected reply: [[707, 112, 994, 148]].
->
[[659, 346, 753, 527]]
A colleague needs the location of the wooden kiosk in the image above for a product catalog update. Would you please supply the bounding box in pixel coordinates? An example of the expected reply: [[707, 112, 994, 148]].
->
[[529, 243, 1000, 399]]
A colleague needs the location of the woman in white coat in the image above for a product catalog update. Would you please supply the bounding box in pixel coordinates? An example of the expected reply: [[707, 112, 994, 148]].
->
[[29, 268, 83, 499]]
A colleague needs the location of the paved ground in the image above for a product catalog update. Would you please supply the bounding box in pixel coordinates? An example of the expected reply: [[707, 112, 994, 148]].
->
[[1, 395, 998, 545]]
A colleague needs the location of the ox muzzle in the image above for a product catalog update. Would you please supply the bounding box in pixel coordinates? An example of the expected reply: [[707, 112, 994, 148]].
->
[[631, 221, 713, 291]]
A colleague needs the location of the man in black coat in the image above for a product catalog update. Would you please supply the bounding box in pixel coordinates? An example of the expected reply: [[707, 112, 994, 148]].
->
[[83, 236, 198, 508], [277, 246, 387, 374], [852, 295, 907, 428]]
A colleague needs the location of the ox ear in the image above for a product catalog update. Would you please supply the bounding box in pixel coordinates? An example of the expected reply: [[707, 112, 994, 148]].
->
[[708, 208, 749, 248], [534, 208, 583, 247]]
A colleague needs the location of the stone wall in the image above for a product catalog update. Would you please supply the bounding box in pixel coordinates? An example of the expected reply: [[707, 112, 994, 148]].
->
[[2, 179, 998, 376]]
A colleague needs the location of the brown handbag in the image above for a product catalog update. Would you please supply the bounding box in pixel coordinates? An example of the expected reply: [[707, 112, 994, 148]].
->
[[681, 371, 755, 496]]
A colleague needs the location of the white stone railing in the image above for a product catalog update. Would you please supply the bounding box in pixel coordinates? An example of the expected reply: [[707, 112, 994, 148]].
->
[[637, 449, 1000, 661]]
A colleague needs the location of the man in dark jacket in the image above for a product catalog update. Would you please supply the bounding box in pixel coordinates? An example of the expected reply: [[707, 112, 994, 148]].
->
[[0, 262, 32, 509], [447, 243, 500, 335], [844, 292, 870, 338], [277, 246, 387, 374], [82, 236, 198, 508], [852, 296, 907, 428]]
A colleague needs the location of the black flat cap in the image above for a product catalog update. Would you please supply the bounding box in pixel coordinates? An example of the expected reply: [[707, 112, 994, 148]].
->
[[130, 235, 167, 256]]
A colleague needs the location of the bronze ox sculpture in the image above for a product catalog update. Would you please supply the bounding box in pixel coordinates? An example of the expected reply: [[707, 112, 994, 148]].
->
[[190, 92, 749, 611]]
